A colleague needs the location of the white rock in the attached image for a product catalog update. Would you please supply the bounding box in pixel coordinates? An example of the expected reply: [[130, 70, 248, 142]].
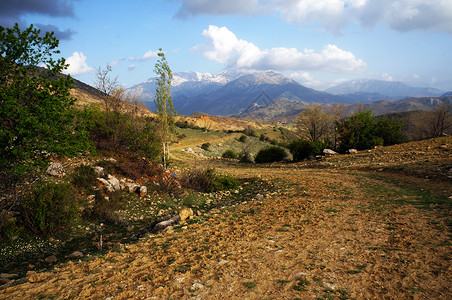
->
[[94, 166, 104, 176], [323, 149, 338, 156], [107, 175, 121, 191], [139, 185, 147, 197], [46, 163, 65, 177]]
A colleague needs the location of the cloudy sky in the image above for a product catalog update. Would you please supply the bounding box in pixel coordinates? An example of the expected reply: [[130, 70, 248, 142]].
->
[[1, 0, 451, 90]]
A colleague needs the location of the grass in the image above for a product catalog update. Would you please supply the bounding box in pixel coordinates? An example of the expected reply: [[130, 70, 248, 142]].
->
[[242, 281, 256, 290]]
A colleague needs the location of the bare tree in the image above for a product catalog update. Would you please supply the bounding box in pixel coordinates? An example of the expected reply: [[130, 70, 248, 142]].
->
[[423, 103, 452, 138], [295, 105, 332, 142]]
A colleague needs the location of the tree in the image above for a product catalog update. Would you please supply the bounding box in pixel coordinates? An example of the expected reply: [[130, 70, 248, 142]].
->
[[154, 49, 176, 169], [0, 23, 91, 227], [296, 105, 332, 142], [336, 110, 383, 151], [0, 23, 90, 174], [423, 103, 452, 138]]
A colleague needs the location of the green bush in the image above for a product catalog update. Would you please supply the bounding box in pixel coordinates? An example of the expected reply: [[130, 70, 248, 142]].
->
[[181, 168, 239, 193], [201, 142, 210, 151], [89, 190, 125, 225], [71, 164, 97, 191], [222, 150, 238, 159], [21, 181, 78, 235], [238, 135, 247, 143], [288, 140, 326, 161], [255, 146, 288, 163]]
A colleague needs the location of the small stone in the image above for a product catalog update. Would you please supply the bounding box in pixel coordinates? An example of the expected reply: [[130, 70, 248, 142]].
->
[[69, 251, 84, 259], [107, 175, 120, 191], [94, 166, 104, 176], [139, 186, 147, 197], [45, 255, 57, 264], [192, 282, 204, 290], [347, 149, 358, 154], [255, 193, 264, 200], [323, 149, 338, 156]]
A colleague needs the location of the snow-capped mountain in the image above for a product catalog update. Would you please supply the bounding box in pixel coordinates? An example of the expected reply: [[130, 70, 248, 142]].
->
[[326, 79, 444, 98]]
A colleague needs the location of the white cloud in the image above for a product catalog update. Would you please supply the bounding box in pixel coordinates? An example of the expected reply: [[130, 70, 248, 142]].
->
[[139, 50, 158, 61], [175, 0, 452, 33], [128, 64, 137, 71], [64, 52, 94, 75], [382, 72, 394, 81], [289, 72, 327, 89], [112, 57, 126, 66], [193, 25, 366, 73]]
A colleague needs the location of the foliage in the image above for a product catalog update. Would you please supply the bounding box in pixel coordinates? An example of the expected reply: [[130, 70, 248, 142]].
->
[[288, 139, 326, 161], [255, 146, 288, 163], [242, 126, 256, 137], [238, 135, 247, 143], [154, 49, 176, 169], [201, 142, 210, 151], [222, 149, 238, 159], [181, 168, 239, 193], [336, 110, 407, 152], [422, 103, 452, 139], [21, 181, 78, 235], [82, 105, 160, 160], [71, 164, 97, 191], [88, 190, 124, 225], [0, 23, 91, 175]]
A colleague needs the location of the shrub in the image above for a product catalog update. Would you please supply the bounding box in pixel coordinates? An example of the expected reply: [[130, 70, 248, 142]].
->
[[89, 190, 125, 225], [181, 168, 239, 193], [238, 135, 247, 143], [0, 210, 20, 241], [222, 150, 238, 159], [201, 142, 210, 151], [240, 150, 254, 163], [71, 164, 97, 191], [242, 127, 256, 137], [288, 140, 326, 162], [21, 181, 78, 235], [255, 146, 288, 163]]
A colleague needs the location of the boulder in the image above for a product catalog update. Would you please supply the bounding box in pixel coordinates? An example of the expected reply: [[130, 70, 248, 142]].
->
[[97, 178, 114, 192], [107, 175, 120, 191], [139, 185, 147, 197], [125, 183, 140, 193], [153, 215, 180, 232], [94, 166, 105, 176], [46, 162, 65, 177], [323, 149, 338, 156], [68, 251, 84, 259], [347, 149, 358, 154], [179, 208, 193, 221]]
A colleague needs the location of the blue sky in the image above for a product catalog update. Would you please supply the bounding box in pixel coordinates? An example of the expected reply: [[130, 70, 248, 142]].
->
[[1, 0, 451, 91]]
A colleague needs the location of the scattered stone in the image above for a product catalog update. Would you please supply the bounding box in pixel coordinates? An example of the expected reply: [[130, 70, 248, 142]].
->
[[139, 185, 148, 197], [94, 166, 104, 176], [126, 183, 140, 193], [179, 208, 194, 221], [153, 215, 180, 232], [107, 175, 121, 191], [45, 255, 57, 264], [255, 193, 264, 200], [45, 162, 65, 177], [69, 251, 84, 259], [97, 178, 114, 192], [323, 149, 338, 156], [347, 149, 358, 154], [192, 282, 204, 290]]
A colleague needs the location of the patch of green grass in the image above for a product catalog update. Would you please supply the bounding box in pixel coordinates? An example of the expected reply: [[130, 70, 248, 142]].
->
[[276, 279, 290, 285], [242, 281, 256, 290]]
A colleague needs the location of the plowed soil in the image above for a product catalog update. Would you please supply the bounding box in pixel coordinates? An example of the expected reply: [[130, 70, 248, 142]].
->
[[1, 137, 451, 299]]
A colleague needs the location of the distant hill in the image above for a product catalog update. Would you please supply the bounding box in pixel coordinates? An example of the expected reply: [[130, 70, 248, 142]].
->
[[326, 79, 444, 98]]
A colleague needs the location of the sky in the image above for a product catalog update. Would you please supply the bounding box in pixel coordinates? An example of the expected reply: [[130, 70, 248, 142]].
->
[[1, 0, 451, 91]]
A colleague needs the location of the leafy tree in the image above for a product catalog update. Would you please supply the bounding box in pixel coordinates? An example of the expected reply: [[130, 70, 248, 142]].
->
[[336, 110, 383, 152], [255, 146, 288, 163], [0, 23, 91, 175], [375, 116, 408, 146], [154, 48, 176, 169], [288, 140, 326, 162]]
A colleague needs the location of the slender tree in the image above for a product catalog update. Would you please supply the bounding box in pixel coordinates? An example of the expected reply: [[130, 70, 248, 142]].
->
[[295, 105, 332, 142], [154, 49, 176, 169]]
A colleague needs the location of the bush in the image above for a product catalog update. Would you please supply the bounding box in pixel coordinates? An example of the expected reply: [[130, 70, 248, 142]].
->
[[238, 135, 247, 143], [255, 146, 288, 163], [222, 150, 238, 159], [89, 190, 125, 225], [240, 150, 254, 163], [201, 142, 210, 151], [71, 164, 97, 191], [288, 140, 326, 161], [181, 168, 239, 193], [21, 181, 78, 235]]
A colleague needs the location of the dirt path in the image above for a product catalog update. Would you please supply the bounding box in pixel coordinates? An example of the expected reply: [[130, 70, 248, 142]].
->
[[1, 164, 450, 299]]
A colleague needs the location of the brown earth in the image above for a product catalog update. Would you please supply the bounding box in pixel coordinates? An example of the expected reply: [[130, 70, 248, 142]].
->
[[1, 137, 451, 299]]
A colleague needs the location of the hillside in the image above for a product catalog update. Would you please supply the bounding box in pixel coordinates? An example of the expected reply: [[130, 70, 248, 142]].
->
[[1, 137, 450, 299]]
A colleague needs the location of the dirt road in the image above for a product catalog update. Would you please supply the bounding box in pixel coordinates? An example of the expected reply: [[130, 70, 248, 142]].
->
[[1, 158, 450, 299]]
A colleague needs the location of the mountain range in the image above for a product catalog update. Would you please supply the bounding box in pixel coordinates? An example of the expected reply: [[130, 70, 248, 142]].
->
[[127, 71, 447, 117]]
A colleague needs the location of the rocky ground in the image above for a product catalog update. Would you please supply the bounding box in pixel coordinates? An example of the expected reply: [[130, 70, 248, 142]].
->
[[1, 137, 451, 299]]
